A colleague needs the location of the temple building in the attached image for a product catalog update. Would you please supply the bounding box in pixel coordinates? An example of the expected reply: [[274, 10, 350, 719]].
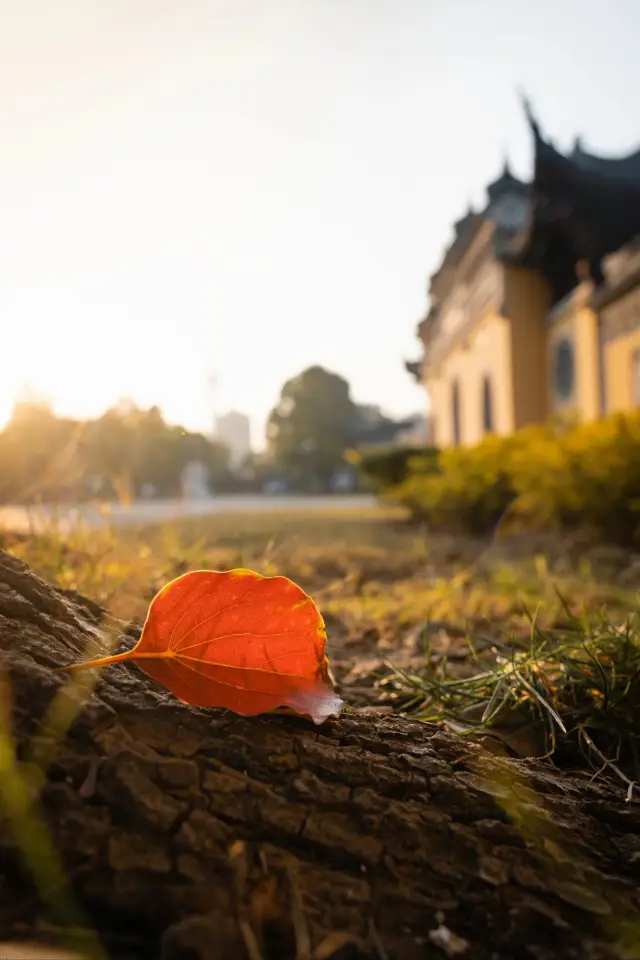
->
[[407, 101, 640, 447]]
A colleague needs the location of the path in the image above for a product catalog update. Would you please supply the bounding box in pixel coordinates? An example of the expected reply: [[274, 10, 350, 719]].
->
[[0, 494, 379, 533]]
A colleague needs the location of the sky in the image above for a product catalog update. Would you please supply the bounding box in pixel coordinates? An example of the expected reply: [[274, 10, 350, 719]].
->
[[1, 0, 639, 449]]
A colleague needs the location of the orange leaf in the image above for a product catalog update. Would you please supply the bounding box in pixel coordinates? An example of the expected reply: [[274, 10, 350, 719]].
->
[[61, 569, 343, 724]]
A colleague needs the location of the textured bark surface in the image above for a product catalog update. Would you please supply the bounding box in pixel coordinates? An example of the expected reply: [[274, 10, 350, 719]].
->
[[0, 548, 639, 960]]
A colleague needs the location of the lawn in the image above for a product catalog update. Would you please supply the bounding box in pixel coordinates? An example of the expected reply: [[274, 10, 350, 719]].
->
[[3, 506, 640, 787]]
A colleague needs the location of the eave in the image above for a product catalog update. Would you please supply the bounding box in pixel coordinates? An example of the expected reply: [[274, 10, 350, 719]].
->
[[404, 359, 423, 382], [591, 263, 640, 310], [512, 98, 640, 288]]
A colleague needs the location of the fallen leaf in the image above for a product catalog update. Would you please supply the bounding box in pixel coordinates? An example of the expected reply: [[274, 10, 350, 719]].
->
[[60, 569, 343, 724]]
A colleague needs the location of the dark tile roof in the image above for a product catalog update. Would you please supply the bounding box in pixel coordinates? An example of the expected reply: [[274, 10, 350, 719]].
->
[[570, 139, 640, 186], [486, 160, 529, 202]]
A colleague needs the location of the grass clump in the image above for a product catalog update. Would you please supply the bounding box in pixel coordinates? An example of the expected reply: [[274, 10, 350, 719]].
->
[[379, 599, 640, 796]]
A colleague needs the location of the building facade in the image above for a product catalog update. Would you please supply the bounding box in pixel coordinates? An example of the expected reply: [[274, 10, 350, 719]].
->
[[407, 102, 640, 447], [214, 410, 251, 471]]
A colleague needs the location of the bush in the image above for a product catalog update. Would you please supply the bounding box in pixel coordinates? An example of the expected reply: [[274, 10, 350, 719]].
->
[[393, 434, 520, 536], [348, 444, 439, 490], [512, 414, 640, 545], [387, 413, 640, 546]]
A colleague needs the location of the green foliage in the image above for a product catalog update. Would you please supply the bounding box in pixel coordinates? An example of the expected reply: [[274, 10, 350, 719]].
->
[[0, 399, 231, 504], [265, 366, 422, 492], [388, 413, 640, 546], [510, 413, 640, 545], [266, 366, 357, 491], [349, 444, 439, 489], [400, 437, 515, 535]]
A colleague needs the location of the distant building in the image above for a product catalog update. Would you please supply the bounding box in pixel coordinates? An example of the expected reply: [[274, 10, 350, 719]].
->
[[140, 482, 157, 500], [215, 411, 251, 471], [352, 405, 425, 447], [180, 461, 210, 499], [394, 414, 430, 446], [406, 99, 640, 447], [330, 467, 357, 492]]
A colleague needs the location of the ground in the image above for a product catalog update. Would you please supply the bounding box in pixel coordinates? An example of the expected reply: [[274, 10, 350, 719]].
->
[[3, 506, 639, 717], [2, 507, 640, 959]]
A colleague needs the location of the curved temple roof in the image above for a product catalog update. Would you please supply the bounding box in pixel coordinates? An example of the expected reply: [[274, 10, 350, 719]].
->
[[571, 139, 640, 186], [521, 95, 640, 191], [509, 97, 640, 297], [409, 98, 640, 386]]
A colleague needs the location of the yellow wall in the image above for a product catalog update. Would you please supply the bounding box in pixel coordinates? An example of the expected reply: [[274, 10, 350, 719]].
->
[[426, 263, 551, 448], [604, 327, 640, 412], [575, 305, 601, 420], [503, 266, 551, 428], [427, 309, 513, 447], [423, 259, 640, 449], [546, 287, 601, 422]]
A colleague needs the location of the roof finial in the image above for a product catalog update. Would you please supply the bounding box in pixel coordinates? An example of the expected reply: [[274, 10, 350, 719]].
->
[[501, 144, 512, 177], [517, 88, 543, 143]]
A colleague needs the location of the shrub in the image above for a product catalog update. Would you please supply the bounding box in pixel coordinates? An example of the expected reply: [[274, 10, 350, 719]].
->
[[392, 434, 519, 536], [348, 444, 439, 490], [387, 413, 640, 546], [513, 414, 640, 546]]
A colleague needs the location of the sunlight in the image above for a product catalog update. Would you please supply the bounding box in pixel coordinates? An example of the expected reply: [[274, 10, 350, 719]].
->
[[0, 289, 215, 435], [0, 392, 14, 430], [0, 355, 60, 429]]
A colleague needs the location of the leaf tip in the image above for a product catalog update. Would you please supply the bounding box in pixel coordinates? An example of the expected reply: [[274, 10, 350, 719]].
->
[[288, 686, 345, 725]]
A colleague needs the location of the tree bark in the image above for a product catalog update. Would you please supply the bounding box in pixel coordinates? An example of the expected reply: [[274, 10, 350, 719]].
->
[[0, 549, 639, 960]]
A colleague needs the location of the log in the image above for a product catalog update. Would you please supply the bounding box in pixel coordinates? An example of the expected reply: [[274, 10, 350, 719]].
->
[[0, 548, 639, 960]]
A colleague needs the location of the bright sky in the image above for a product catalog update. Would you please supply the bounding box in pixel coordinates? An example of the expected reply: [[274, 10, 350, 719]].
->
[[1, 0, 639, 448]]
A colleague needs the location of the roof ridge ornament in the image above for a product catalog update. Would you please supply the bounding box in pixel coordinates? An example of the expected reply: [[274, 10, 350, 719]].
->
[[500, 144, 512, 177], [517, 89, 544, 144]]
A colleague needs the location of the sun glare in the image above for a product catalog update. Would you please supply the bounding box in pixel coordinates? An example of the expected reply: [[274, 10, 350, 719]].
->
[[0, 383, 19, 430]]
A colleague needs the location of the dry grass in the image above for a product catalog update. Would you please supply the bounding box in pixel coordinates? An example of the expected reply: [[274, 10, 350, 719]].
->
[[2, 506, 640, 778], [3, 508, 638, 623]]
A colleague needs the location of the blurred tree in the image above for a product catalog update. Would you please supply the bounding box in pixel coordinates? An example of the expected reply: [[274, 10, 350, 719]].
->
[[0, 383, 414, 503], [80, 403, 232, 499], [266, 366, 357, 491], [0, 400, 82, 502], [0, 400, 231, 504]]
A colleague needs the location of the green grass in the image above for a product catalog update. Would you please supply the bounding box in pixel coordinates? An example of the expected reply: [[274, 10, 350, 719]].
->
[[379, 602, 640, 791]]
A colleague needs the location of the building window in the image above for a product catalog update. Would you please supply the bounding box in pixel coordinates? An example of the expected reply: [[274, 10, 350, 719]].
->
[[451, 379, 461, 446], [633, 350, 640, 406], [482, 375, 494, 433], [554, 337, 575, 401]]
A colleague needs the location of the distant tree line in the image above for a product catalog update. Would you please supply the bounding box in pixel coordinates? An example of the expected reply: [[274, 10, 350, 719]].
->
[[0, 366, 420, 503], [0, 399, 233, 504]]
